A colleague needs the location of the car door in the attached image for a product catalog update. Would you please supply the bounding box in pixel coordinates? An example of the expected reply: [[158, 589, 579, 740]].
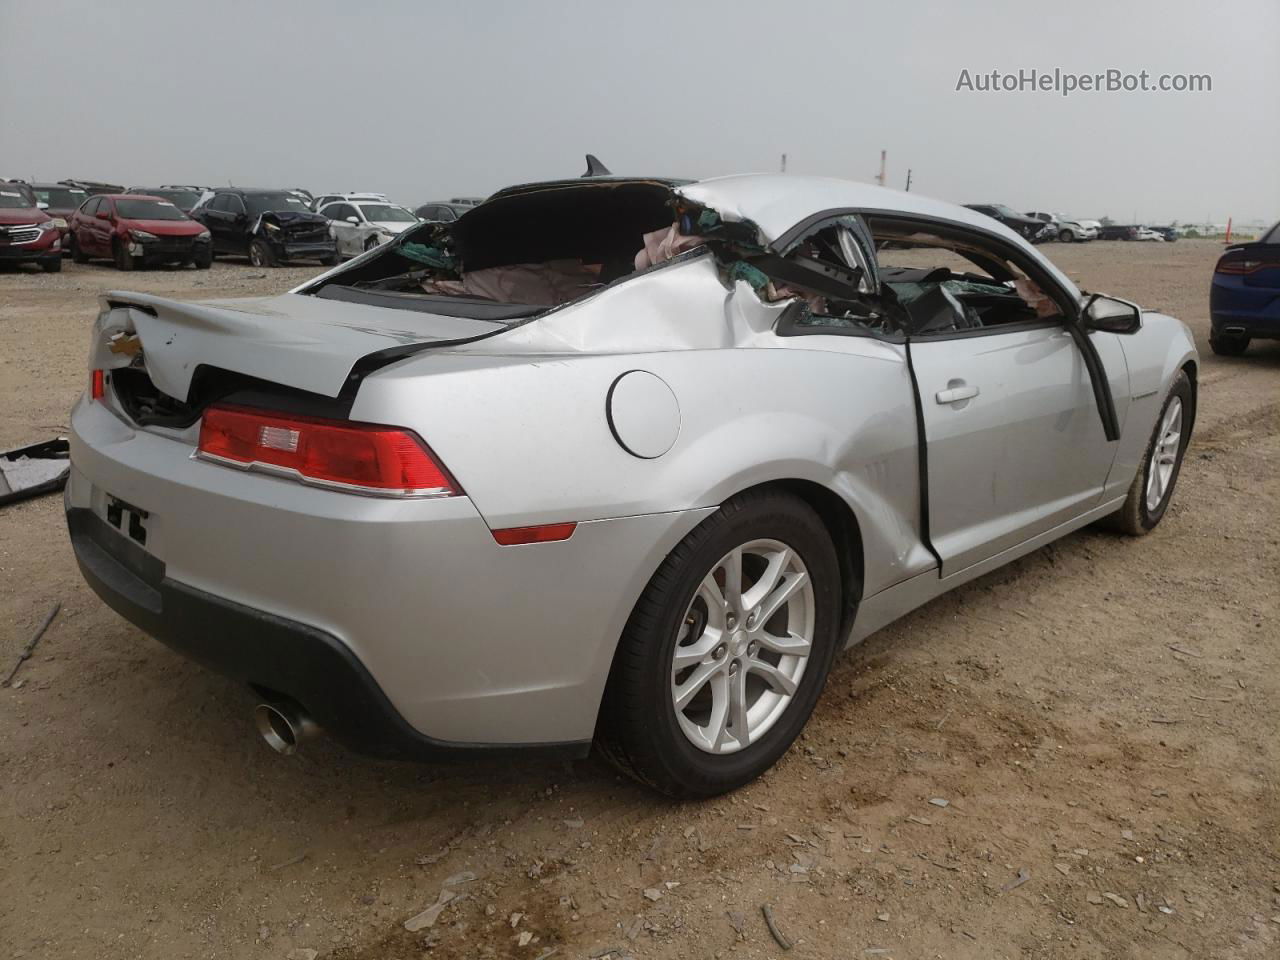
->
[[92, 197, 116, 254], [199, 194, 229, 252], [222, 194, 250, 255], [892, 238, 1127, 575], [323, 203, 356, 256], [74, 197, 99, 253]]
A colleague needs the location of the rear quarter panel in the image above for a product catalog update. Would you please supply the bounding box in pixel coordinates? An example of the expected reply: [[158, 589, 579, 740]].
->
[[353, 332, 932, 599]]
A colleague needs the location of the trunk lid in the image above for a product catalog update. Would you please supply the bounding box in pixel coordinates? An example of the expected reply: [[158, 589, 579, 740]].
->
[[95, 290, 508, 402]]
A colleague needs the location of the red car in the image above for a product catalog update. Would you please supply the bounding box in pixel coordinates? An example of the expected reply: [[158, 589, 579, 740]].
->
[[68, 194, 212, 270], [0, 186, 62, 272]]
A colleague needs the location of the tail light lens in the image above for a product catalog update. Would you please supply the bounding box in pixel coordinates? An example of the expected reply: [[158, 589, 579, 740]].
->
[[1216, 256, 1277, 275], [197, 404, 459, 498], [90, 369, 105, 402]]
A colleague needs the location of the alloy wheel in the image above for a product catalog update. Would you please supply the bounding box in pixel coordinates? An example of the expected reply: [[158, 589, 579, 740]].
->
[[670, 539, 815, 754], [1145, 396, 1183, 513]]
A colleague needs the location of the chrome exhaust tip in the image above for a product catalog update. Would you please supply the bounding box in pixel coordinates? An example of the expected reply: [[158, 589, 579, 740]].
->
[[254, 701, 318, 755]]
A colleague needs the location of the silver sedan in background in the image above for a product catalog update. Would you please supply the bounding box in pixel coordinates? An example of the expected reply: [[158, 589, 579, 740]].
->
[[67, 172, 1196, 797], [320, 199, 421, 258]]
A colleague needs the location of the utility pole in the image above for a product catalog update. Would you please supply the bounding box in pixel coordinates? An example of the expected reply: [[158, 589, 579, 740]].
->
[[904, 169, 913, 192], [780, 153, 787, 173], [875, 150, 886, 186]]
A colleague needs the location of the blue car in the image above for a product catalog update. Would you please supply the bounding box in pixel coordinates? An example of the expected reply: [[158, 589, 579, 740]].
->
[[1210, 220, 1280, 355]]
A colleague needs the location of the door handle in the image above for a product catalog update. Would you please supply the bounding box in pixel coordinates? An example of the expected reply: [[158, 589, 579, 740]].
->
[[936, 383, 980, 404]]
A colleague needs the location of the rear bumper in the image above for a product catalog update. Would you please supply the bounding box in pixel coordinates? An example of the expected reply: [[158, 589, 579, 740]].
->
[[68, 506, 585, 760], [1210, 278, 1280, 339], [66, 396, 710, 751]]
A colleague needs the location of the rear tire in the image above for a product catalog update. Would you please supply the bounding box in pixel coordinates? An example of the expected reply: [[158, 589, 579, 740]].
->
[[1209, 333, 1250, 356], [1104, 371, 1192, 536], [597, 489, 842, 798]]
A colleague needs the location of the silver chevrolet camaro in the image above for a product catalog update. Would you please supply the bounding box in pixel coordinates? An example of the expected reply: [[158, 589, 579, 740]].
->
[[67, 172, 1197, 797]]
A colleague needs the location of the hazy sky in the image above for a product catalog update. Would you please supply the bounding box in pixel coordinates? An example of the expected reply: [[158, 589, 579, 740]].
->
[[2, 0, 1276, 225]]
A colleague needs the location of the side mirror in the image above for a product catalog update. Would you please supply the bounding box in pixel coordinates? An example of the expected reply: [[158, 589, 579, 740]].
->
[[37, 201, 49, 210], [345, 216, 359, 224], [1082, 293, 1142, 335]]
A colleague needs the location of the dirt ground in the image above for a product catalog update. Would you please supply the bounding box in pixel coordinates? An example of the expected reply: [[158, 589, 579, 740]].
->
[[1, 241, 1277, 960]]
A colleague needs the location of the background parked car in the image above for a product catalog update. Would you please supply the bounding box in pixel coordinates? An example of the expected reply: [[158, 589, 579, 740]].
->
[[319, 200, 420, 258], [1135, 226, 1165, 241], [0, 187, 62, 272], [1027, 210, 1098, 242], [1149, 226, 1179, 242], [1098, 224, 1140, 240], [68, 194, 212, 270], [126, 186, 205, 213], [190, 188, 337, 267], [413, 198, 481, 222], [1209, 219, 1280, 356], [963, 203, 1043, 241], [311, 191, 387, 212]]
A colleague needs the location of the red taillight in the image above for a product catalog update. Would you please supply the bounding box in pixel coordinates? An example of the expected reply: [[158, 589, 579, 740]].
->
[[197, 404, 458, 498], [491, 522, 577, 546], [1216, 257, 1277, 275], [91, 369, 105, 401]]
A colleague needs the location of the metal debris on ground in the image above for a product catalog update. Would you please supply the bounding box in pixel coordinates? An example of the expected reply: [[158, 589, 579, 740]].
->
[[3, 601, 59, 686], [1000, 867, 1031, 894], [726, 910, 748, 940], [268, 852, 308, 872], [761, 904, 794, 950], [405, 888, 457, 931], [928, 797, 950, 807]]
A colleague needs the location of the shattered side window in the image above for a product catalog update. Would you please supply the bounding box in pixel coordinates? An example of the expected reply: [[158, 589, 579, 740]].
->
[[871, 225, 1066, 335]]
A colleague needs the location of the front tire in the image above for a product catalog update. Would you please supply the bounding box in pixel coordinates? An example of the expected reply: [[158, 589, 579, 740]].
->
[[40, 256, 61, 273], [193, 245, 212, 269], [112, 240, 136, 271], [1058, 228, 1075, 242], [70, 234, 89, 263], [248, 239, 276, 268], [1105, 371, 1193, 535], [598, 489, 841, 798]]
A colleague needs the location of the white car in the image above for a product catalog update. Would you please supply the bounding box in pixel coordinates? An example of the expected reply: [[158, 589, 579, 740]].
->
[[320, 200, 420, 258], [1027, 211, 1098, 242], [1136, 227, 1165, 242]]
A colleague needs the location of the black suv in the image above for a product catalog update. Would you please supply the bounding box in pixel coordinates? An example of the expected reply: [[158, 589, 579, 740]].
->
[[191, 188, 337, 267], [963, 203, 1044, 242]]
